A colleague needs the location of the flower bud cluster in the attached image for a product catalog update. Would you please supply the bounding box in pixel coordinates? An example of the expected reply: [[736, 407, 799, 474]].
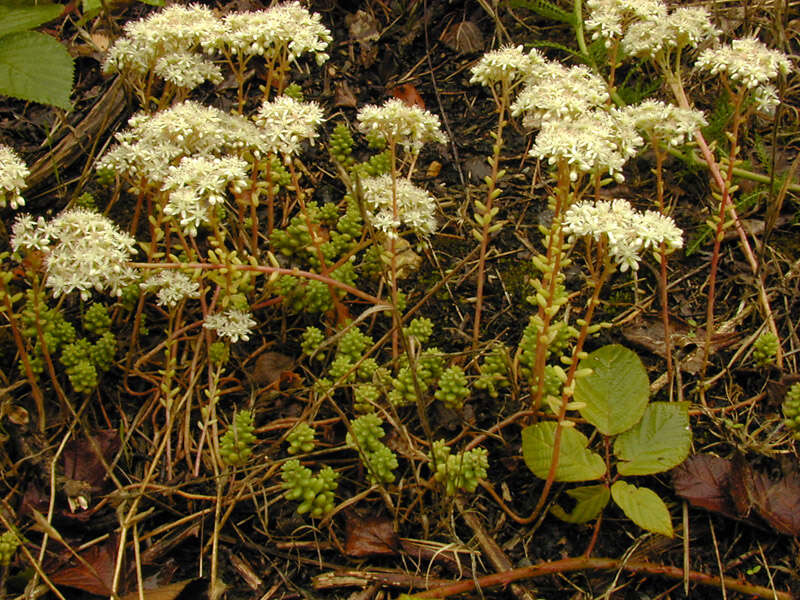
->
[[287, 423, 316, 455], [0, 530, 20, 566], [346, 413, 398, 485], [281, 459, 338, 517], [220, 410, 257, 467], [782, 383, 800, 440], [429, 440, 488, 495], [752, 331, 779, 367]]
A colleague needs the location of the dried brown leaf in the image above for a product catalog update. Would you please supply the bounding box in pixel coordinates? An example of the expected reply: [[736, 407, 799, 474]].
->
[[251, 352, 295, 386], [62, 430, 119, 492], [120, 578, 207, 600], [48, 538, 117, 596], [440, 20, 483, 54], [334, 81, 358, 108], [344, 514, 401, 557], [729, 453, 769, 518], [672, 454, 734, 516], [758, 473, 800, 535]]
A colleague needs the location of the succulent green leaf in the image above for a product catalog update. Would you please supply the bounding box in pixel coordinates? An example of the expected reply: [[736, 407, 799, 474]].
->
[[575, 344, 649, 436], [522, 421, 606, 482], [0, 5, 63, 38], [614, 402, 691, 476], [611, 480, 673, 537], [0, 31, 73, 109], [551, 484, 610, 523]]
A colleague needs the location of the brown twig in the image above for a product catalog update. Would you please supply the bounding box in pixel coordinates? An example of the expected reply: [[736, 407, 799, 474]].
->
[[409, 556, 793, 599]]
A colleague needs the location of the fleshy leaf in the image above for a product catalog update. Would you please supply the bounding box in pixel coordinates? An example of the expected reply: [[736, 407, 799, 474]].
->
[[522, 421, 606, 482], [611, 480, 673, 537], [614, 402, 691, 475], [0, 5, 63, 38], [551, 484, 610, 523], [575, 344, 650, 436], [0, 31, 74, 109]]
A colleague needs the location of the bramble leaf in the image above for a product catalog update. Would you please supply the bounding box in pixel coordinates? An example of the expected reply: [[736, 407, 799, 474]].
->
[[0, 5, 63, 38], [522, 421, 606, 482], [550, 484, 610, 523], [611, 480, 673, 537], [575, 344, 649, 436], [614, 402, 691, 475], [0, 31, 73, 109]]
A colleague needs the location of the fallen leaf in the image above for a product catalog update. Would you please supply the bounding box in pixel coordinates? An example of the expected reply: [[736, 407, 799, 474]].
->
[[344, 514, 401, 557], [672, 454, 734, 516], [728, 453, 769, 518], [390, 84, 425, 109], [120, 578, 207, 600], [48, 537, 117, 596], [440, 20, 483, 54], [758, 473, 800, 535], [251, 352, 296, 386], [62, 430, 120, 493], [334, 81, 358, 108]]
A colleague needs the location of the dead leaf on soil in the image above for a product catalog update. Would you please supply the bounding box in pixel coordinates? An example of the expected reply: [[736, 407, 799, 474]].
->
[[120, 578, 207, 600], [440, 20, 483, 54], [48, 537, 117, 596], [620, 316, 740, 374], [251, 351, 296, 386], [344, 514, 401, 557], [334, 81, 358, 108], [390, 84, 425, 109], [63, 429, 120, 493], [758, 473, 800, 535], [673, 454, 800, 535]]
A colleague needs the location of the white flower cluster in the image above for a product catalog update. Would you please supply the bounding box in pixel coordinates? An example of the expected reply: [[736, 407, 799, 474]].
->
[[162, 155, 250, 235], [254, 95, 324, 157], [103, 4, 224, 89], [215, 3, 332, 64], [586, 0, 718, 57], [564, 198, 683, 271], [152, 51, 224, 90], [469, 45, 545, 87], [11, 209, 138, 300], [511, 63, 610, 128], [356, 99, 448, 153], [624, 100, 707, 146], [97, 101, 266, 185], [695, 37, 792, 91], [585, 0, 666, 45], [0, 144, 29, 209], [104, 2, 331, 90], [529, 109, 643, 182], [203, 308, 257, 343], [141, 270, 200, 308], [360, 174, 437, 238]]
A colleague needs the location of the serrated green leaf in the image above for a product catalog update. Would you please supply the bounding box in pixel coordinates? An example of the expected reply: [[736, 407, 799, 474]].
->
[[551, 484, 610, 523], [614, 402, 691, 476], [507, 0, 575, 25], [575, 344, 649, 436], [0, 5, 63, 38], [611, 480, 673, 537], [522, 421, 606, 482], [0, 31, 73, 109]]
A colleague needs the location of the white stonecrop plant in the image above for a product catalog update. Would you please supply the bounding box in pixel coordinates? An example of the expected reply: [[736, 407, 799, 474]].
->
[[0, 145, 29, 210], [11, 209, 139, 300], [563, 198, 683, 272]]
